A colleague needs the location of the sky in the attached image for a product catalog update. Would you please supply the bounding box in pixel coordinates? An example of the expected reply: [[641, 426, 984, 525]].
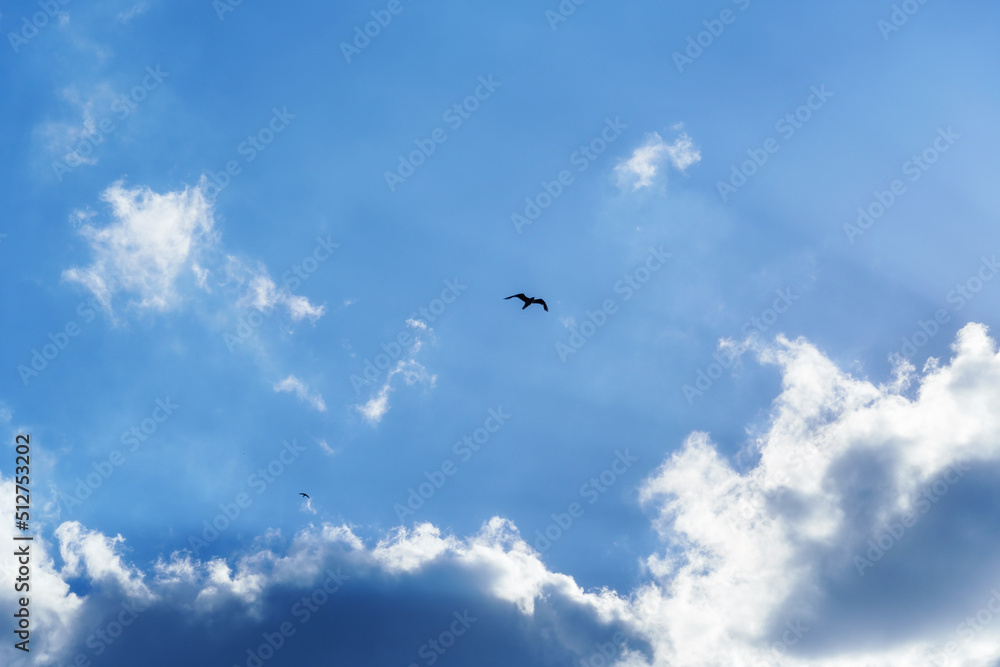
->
[[1, 0, 1000, 665]]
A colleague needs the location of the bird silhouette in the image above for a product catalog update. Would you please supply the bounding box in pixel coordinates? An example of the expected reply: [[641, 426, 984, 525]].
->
[[505, 293, 548, 311], [299, 493, 310, 499]]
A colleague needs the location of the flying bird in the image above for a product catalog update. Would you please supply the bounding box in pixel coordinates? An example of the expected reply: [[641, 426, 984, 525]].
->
[[299, 493, 310, 499], [505, 293, 548, 311]]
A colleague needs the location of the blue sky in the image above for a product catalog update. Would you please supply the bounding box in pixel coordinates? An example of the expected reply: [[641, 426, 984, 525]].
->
[[2, 0, 1000, 665]]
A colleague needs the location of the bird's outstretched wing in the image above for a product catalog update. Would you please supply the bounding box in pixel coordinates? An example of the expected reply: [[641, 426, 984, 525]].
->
[[505, 293, 528, 302], [299, 493, 310, 498], [536, 299, 548, 311]]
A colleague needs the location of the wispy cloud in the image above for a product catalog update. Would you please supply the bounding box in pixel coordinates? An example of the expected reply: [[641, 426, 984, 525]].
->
[[274, 375, 327, 412], [615, 128, 701, 191], [228, 258, 325, 322], [39, 85, 116, 168], [117, 1, 150, 23], [356, 359, 436, 425]]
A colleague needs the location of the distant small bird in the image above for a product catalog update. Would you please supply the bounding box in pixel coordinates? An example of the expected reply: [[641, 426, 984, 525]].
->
[[505, 293, 548, 311], [299, 493, 310, 499]]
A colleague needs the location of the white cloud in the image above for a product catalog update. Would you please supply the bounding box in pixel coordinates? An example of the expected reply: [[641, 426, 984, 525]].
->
[[62, 179, 216, 313], [55, 522, 154, 602], [371, 523, 452, 574], [354, 318, 438, 425], [274, 375, 327, 412], [0, 486, 85, 665], [191, 262, 210, 291], [63, 180, 325, 330], [356, 359, 436, 425], [356, 383, 392, 424], [38, 86, 114, 168], [117, 1, 150, 23], [285, 293, 325, 321], [5, 512, 628, 666], [227, 256, 325, 323], [12, 324, 1000, 665], [624, 322, 1000, 666], [615, 129, 701, 191], [152, 552, 199, 586], [662, 131, 701, 171]]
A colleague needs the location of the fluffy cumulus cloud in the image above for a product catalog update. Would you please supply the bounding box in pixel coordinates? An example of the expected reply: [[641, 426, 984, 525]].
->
[[62, 179, 325, 326], [628, 322, 1000, 666], [0, 514, 637, 667], [616, 129, 701, 191], [7, 324, 1000, 665], [62, 179, 216, 312]]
